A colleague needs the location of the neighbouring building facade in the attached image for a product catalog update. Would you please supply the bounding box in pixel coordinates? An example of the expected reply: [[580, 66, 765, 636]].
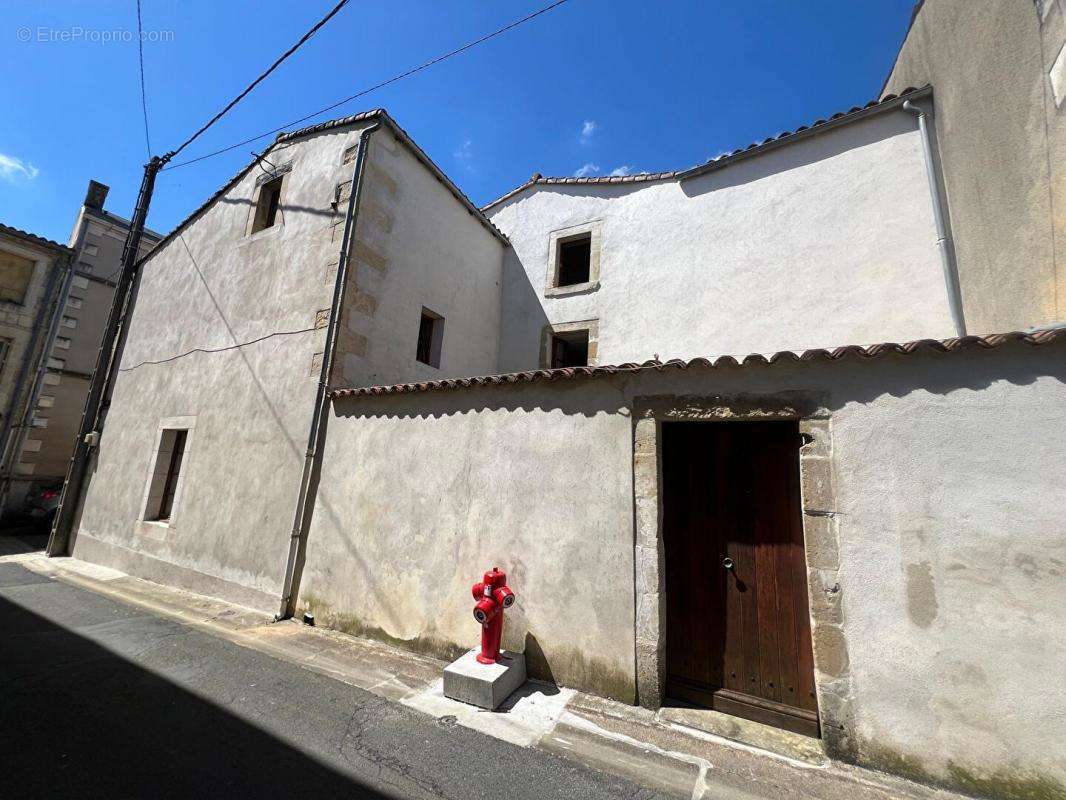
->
[[0, 224, 73, 512], [884, 0, 1066, 334], [0, 182, 160, 515], [50, 2, 1066, 798]]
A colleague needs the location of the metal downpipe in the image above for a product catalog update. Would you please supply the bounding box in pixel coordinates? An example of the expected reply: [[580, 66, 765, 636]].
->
[[276, 122, 380, 621], [902, 99, 967, 337]]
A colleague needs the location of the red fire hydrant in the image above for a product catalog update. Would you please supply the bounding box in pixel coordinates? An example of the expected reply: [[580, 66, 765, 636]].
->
[[471, 567, 515, 664]]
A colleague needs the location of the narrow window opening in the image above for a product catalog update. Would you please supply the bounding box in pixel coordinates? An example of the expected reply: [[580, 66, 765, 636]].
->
[[415, 308, 444, 368], [251, 177, 283, 233], [145, 429, 188, 522], [556, 234, 592, 287], [550, 329, 590, 368]]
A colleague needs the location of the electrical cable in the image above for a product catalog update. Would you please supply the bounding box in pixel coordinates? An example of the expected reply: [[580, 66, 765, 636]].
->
[[118, 327, 317, 372], [136, 0, 152, 157], [168, 0, 352, 160], [163, 0, 570, 170]]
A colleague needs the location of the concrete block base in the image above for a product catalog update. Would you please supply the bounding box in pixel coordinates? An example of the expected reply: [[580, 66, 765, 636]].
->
[[443, 649, 526, 710]]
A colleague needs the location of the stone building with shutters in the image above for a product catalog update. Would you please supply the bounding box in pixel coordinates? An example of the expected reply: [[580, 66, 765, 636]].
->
[[50, 2, 1066, 797]]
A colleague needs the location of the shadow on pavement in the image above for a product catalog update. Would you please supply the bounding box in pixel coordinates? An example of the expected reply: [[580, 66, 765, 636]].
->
[[0, 527, 48, 557], [0, 580, 390, 798]]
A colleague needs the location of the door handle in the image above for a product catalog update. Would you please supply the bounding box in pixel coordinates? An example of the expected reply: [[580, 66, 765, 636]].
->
[[722, 557, 734, 570]]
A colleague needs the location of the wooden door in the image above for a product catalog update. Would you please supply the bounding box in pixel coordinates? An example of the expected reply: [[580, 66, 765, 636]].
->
[[662, 420, 819, 737]]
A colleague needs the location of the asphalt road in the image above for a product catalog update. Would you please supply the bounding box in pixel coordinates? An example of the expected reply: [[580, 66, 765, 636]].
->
[[0, 562, 661, 799]]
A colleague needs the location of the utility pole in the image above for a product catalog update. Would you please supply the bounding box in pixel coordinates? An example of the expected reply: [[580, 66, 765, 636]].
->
[[47, 153, 170, 556]]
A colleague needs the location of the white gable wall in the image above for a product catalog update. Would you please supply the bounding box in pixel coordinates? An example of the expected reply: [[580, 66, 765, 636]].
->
[[335, 128, 504, 388], [69, 119, 505, 610], [489, 109, 954, 371]]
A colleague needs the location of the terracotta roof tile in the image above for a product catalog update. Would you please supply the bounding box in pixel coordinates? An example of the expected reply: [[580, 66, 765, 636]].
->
[[481, 86, 930, 210], [331, 329, 1065, 399]]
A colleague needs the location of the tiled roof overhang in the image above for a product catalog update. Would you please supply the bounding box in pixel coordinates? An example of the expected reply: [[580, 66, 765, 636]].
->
[[0, 222, 74, 255], [481, 86, 931, 211], [331, 329, 1065, 399]]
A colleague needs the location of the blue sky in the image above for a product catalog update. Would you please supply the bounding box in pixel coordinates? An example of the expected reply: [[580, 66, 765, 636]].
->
[[2, 0, 915, 244]]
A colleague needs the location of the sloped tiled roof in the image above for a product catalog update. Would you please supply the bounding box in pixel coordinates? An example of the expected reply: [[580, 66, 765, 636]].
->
[[332, 328, 1065, 398], [481, 85, 931, 210], [0, 223, 73, 254]]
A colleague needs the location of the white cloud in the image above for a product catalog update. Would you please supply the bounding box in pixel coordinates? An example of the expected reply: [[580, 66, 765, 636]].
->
[[452, 138, 474, 171], [608, 165, 632, 177], [573, 163, 600, 178], [579, 120, 598, 145], [453, 138, 473, 160], [0, 153, 39, 183]]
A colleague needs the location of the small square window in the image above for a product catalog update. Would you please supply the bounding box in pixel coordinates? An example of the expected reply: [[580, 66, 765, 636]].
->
[[415, 307, 444, 368], [251, 176, 283, 234], [556, 234, 592, 287], [145, 429, 188, 522], [550, 329, 590, 368]]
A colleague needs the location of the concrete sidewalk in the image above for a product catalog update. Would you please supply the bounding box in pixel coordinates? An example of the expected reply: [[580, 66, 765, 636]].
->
[[2, 551, 970, 800]]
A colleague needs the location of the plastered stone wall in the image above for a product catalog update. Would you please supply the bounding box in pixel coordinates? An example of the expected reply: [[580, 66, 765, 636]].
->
[[71, 119, 504, 610], [884, 0, 1066, 333], [302, 382, 638, 701], [330, 128, 504, 387], [488, 111, 954, 373], [307, 338, 1066, 797]]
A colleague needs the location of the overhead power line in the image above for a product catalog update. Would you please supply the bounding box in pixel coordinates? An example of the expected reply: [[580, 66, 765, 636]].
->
[[118, 326, 317, 372], [168, 0, 353, 160], [136, 0, 151, 157], [164, 0, 571, 171]]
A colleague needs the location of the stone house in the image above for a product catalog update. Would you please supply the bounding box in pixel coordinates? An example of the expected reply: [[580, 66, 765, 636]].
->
[[0, 183, 160, 515], [51, 2, 1066, 797], [0, 224, 73, 511]]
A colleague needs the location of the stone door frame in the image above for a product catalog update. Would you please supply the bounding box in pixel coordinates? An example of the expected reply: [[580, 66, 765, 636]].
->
[[632, 394, 854, 754]]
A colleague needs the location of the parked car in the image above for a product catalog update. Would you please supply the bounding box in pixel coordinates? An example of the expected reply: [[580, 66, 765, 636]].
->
[[22, 482, 63, 530]]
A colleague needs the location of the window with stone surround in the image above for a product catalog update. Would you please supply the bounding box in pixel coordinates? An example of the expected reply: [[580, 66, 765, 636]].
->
[[557, 234, 591, 286], [545, 222, 602, 296], [251, 176, 283, 234], [144, 429, 188, 523], [541, 319, 599, 369], [550, 329, 589, 368]]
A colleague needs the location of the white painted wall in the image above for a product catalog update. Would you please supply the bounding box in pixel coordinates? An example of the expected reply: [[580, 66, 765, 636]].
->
[[334, 128, 504, 387], [488, 111, 955, 372], [305, 338, 1066, 793], [302, 384, 637, 699], [71, 118, 504, 610]]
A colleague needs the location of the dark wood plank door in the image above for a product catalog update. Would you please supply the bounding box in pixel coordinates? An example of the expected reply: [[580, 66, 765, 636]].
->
[[663, 421, 819, 737]]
